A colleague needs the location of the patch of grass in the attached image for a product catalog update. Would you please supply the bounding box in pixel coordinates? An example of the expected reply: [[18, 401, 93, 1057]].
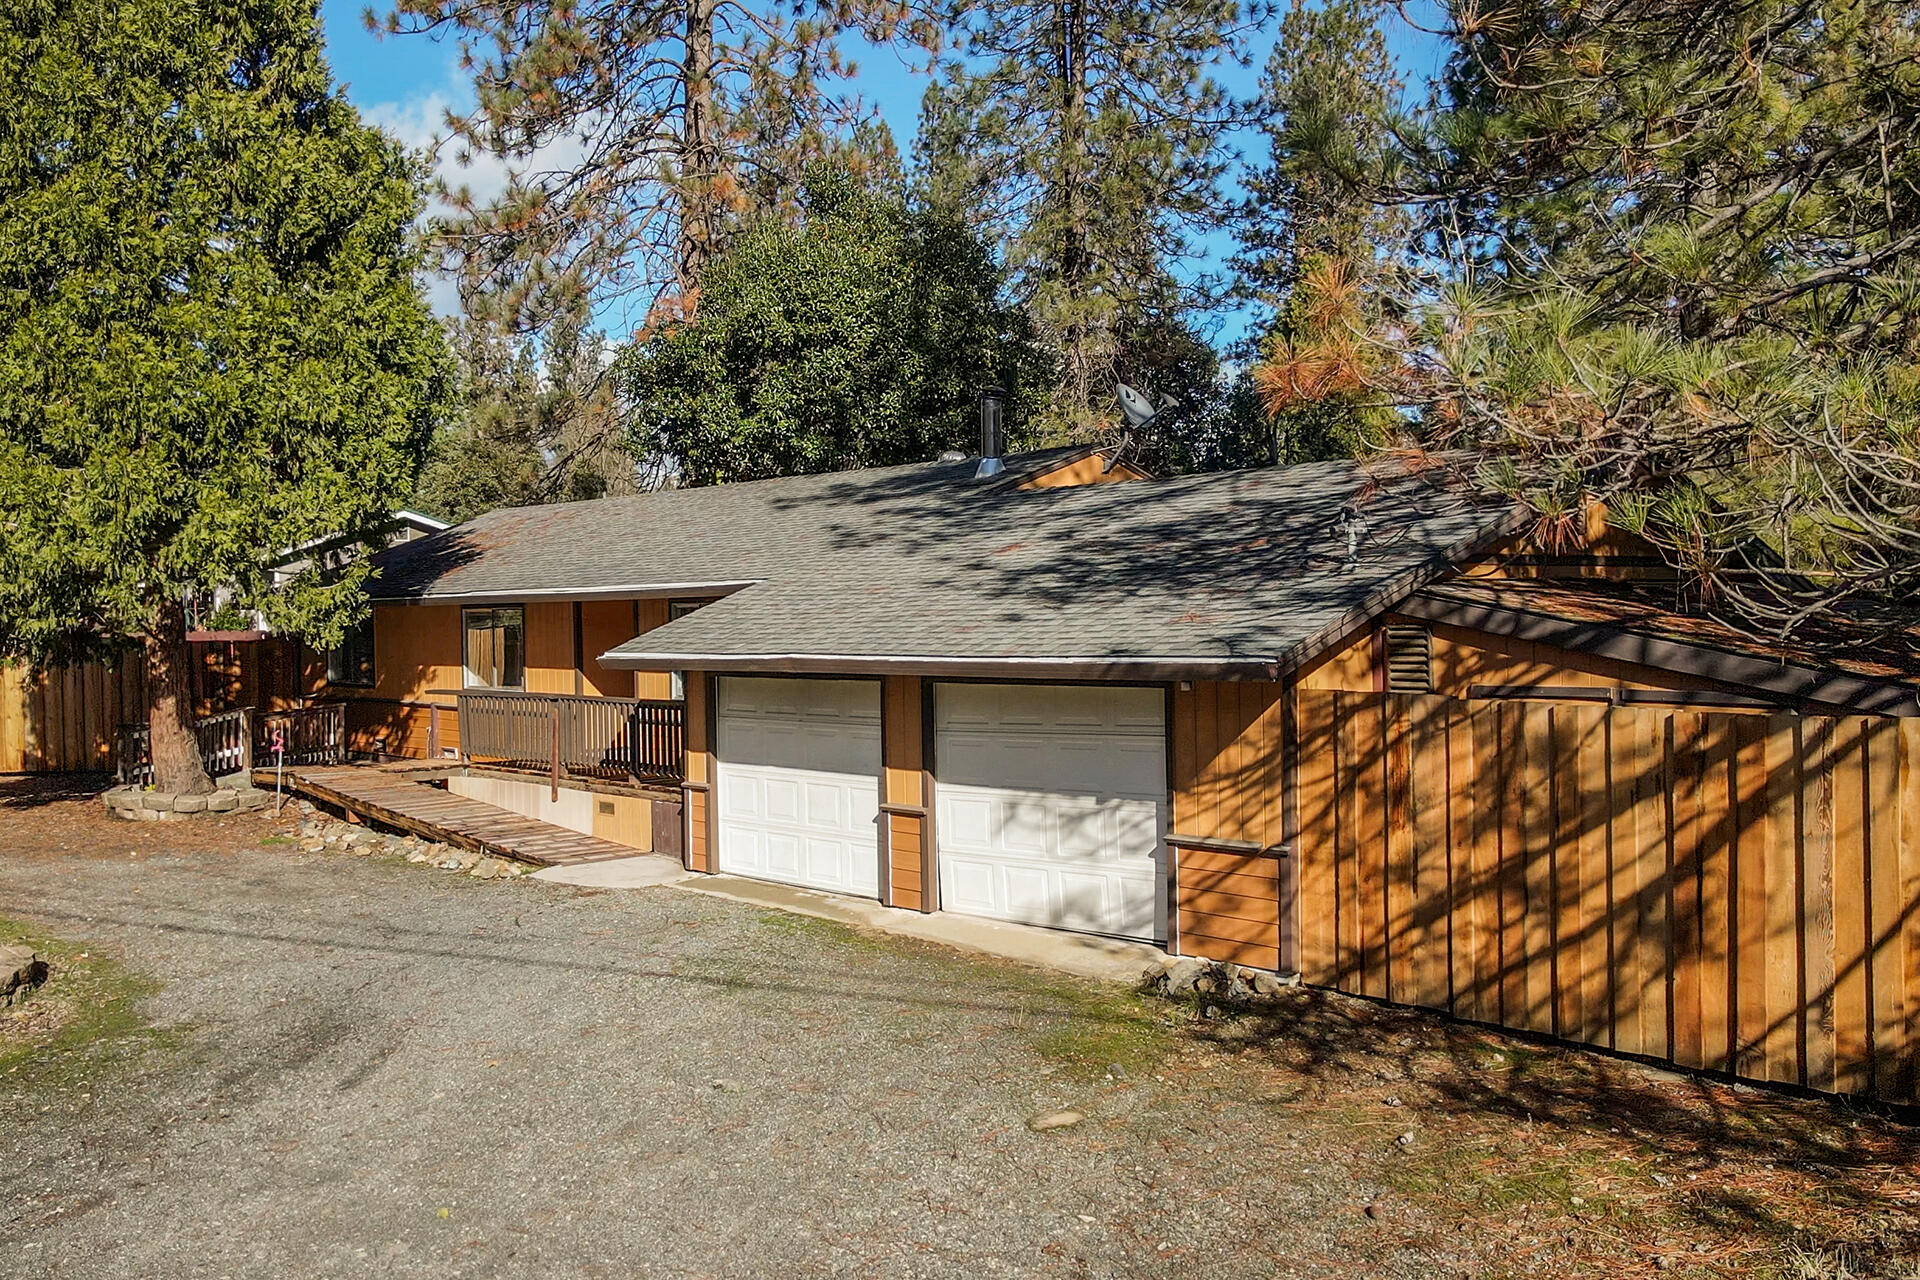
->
[[258, 834, 295, 847], [754, 909, 893, 954], [0, 917, 175, 1094], [1024, 983, 1176, 1079]]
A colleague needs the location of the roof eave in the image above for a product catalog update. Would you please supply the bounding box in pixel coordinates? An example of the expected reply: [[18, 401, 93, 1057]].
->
[[1395, 590, 1920, 717], [368, 580, 760, 606], [594, 650, 1285, 682]]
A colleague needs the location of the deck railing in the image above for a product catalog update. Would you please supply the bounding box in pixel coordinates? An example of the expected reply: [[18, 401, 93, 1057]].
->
[[115, 703, 347, 785], [449, 689, 685, 790], [255, 703, 347, 768]]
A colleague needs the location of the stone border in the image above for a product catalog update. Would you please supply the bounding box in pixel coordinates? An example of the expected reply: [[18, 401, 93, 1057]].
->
[[103, 784, 273, 821]]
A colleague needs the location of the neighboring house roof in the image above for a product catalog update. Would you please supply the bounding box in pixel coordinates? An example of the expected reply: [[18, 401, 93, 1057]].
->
[[1400, 577, 1920, 716], [371, 450, 1523, 680]]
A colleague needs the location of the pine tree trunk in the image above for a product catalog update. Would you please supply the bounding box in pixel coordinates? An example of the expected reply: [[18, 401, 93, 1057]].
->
[[146, 597, 213, 795], [677, 0, 720, 302], [1054, 0, 1095, 428]]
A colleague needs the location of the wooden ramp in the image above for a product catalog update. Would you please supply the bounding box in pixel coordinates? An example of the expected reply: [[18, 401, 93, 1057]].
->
[[262, 765, 644, 868]]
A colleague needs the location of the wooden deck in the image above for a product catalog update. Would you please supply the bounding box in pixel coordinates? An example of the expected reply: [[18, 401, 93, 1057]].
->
[[260, 764, 646, 868]]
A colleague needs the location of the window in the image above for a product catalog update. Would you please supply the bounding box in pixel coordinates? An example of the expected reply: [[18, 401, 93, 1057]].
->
[[463, 606, 525, 689], [326, 620, 376, 687], [667, 599, 707, 700], [1383, 625, 1433, 694]]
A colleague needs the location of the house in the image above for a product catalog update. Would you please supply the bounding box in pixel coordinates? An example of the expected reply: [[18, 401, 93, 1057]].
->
[[339, 442, 1920, 1105]]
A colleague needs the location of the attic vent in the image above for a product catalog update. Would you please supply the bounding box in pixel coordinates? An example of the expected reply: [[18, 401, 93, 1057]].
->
[[1383, 626, 1432, 693]]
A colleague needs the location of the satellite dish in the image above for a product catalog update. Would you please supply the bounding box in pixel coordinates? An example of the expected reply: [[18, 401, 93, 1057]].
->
[[1116, 381, 1178, 432]]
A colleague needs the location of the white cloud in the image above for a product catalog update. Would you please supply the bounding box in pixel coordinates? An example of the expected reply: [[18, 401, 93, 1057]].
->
[[362, 75, 598, 319]]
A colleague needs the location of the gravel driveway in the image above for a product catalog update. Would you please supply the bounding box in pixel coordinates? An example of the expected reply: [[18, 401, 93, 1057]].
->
[[2, 788, 1915, 1279]]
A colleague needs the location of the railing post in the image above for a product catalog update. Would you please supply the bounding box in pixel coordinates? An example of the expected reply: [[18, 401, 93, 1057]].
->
[[428, 703, 439, 760], [239, 708, 253, 775], [550, 697, 561, 801]]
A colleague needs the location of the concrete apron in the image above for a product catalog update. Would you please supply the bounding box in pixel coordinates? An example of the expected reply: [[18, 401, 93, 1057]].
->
[[533, 858, 1161, 985]]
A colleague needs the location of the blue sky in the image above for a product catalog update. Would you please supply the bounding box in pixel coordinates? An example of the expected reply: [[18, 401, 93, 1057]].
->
[[316, 0, 1449, 341]]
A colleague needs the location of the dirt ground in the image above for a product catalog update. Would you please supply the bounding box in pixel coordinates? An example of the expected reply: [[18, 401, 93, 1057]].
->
[[1, 774, 1916, 1279]]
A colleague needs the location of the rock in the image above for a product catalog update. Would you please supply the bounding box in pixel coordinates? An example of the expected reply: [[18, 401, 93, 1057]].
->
[[471, 859, 505, 880], [1159, 957, 1206, 997], [1248, 970, 1287, 997], [1384, 1095, 1403, 1108], [1026, 1109, 1085, 1133], [406, 851, 430, 864], [173, 793, 207, 814], [205, 789, 239, 813], [1105, 1062, 1128, 1081], [299, 840, 324, 854], [0, 944, 48, 1006], [1395, 1131, 1416, 1147]]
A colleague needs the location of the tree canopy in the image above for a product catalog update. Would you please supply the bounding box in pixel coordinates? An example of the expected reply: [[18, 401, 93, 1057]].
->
[[0, 0, 447, 785], [622, 168, 1043, 485]]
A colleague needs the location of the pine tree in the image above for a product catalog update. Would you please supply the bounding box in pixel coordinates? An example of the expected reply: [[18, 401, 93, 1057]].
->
[[1233, 0, 1405, 324], [0, 0, 448, 791], [414, 315, 639, 524], [1293, 0, 1920, 636], [382, 0, 937, 331], [915, 1, 1265, 435]]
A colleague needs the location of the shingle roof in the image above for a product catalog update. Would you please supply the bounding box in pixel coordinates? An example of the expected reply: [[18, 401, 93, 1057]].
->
[[371, 451, 1524, 678]]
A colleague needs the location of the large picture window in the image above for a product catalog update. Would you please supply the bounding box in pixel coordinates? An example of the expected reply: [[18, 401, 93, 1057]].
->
[[325, 620, 376, 687], [463, 606, 525, 689]]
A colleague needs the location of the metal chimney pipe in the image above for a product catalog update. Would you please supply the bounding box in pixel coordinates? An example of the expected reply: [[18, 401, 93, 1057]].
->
[[975, 383, 1006, 480]]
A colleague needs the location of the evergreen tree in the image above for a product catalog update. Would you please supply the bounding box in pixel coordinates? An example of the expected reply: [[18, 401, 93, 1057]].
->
[[0, 0, 448, 791], [382, 0, 937, 331], [915, 1, 1265, 436], [1233, 0, 1406, 324], [1294, 0, 1920, 636], [623, 167, 1044, 485], [415, 315, 639, 524]]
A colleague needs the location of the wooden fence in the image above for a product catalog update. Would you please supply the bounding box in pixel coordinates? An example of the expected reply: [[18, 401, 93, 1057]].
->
[[2, 638, 305, 774], [1295, 690, 1920, 1104]]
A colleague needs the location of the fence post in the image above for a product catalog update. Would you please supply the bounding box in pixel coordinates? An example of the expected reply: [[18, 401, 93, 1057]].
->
[[239, 708, 254, 776], [550, 697, 561, 801]]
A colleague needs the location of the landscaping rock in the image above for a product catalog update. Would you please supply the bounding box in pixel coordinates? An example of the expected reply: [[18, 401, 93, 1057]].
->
[[0, 943, 49, 1007], [1155, 958, 1207, 997], [205, 790, 239, 813], [1026, 1109, 1085, 1133]]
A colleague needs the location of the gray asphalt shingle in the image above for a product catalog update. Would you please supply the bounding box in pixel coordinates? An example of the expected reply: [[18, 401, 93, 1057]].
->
[[370, 452, 1522, 677]]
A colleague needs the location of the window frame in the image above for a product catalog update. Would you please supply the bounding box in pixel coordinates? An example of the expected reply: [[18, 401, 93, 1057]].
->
[[462, 605, 527, 690], [325, 618, 377, 688]]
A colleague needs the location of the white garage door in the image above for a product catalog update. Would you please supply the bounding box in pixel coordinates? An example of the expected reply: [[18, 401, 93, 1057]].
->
[[935, 684, 1167, 942], [715, 677, 881, 898]]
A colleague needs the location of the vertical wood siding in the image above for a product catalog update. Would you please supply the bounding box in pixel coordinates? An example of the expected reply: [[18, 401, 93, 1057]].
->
[[682, 671, 714, 872], [880, 676, 927, 911], [1294, 690, 1920, 1104], [1169, 682, 1293, 970]]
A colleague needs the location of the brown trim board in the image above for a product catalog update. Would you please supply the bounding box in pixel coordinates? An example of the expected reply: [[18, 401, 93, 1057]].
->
[[1395, 592, 1920, 717]]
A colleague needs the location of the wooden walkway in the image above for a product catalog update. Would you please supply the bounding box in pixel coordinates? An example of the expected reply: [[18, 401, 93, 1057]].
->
[[260, 765, 644, 868]]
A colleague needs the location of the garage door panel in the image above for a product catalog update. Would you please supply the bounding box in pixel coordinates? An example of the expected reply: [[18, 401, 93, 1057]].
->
[[716, 678, 880, 899], [935, 684, 1168, 943]]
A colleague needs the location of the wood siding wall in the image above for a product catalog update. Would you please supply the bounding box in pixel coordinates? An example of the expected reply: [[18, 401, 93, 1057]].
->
[[340, 601, 674, 760], [1170, 682, 1294, 970], [1295, 689, 1920, 1104], [682, 671, 714, 872], [881, 676, 929, 911]]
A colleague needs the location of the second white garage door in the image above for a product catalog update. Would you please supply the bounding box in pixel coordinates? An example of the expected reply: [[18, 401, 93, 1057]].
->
[[715, 677, 881, 898], [934, 684, 1167, 942]]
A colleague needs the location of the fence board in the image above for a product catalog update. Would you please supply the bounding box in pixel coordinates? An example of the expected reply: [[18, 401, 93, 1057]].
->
[[1294, 689, 1920, 1104]]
